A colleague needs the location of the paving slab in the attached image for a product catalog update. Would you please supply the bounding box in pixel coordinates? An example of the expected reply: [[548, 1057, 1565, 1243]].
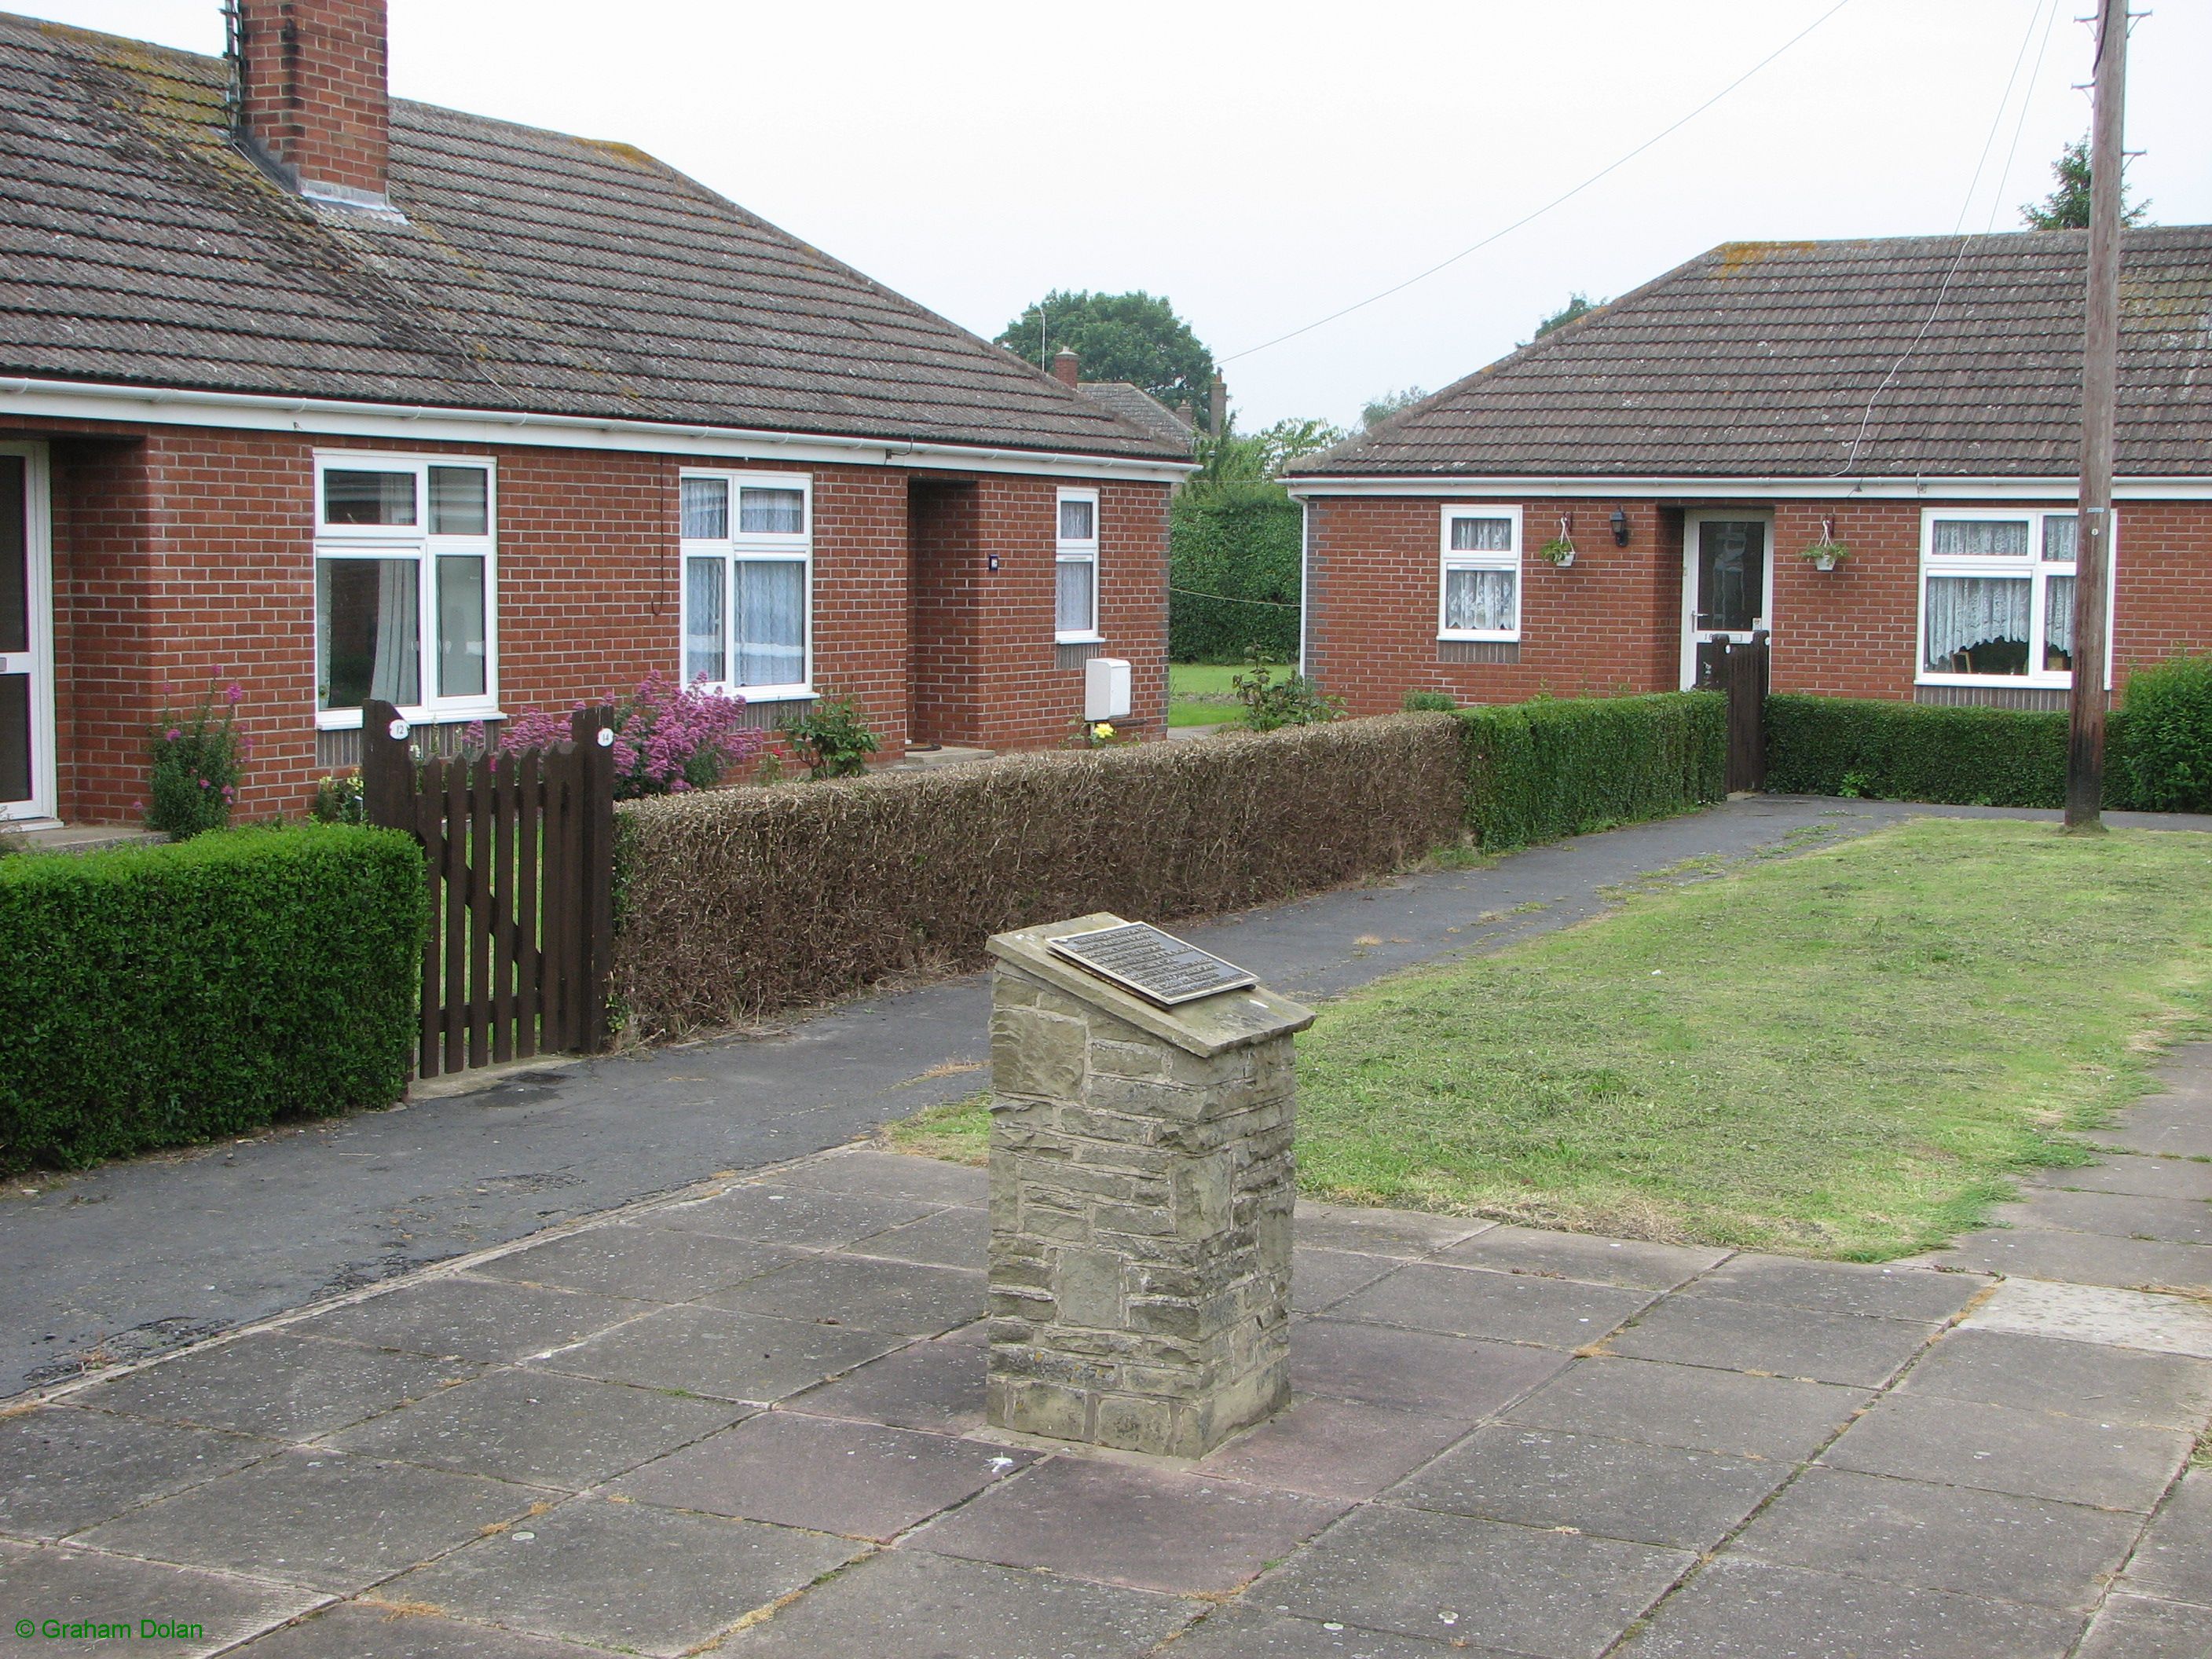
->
[[2088, 1098, 2212, 1159], [2122, 1467, 2212, 1607], [74, 1448, 540, 1593], [1332, 1263, 1654, 1350], [1928, 1228, 2212, 1294], [1606, 1295, 1940, 1387], [1730, 1467, 2141, 1611], [1958, 1276, 2212, 1359], [1260, 1503, 1693, 1658], [289, 1278, 653, 1366], [701, 1253, 986, 1336], [1895, 1327, 2212, 1430], [1501, 1357, 1871, 1461], [1616, 1555, 2084, 1658], [845, 1206, 987, 1272], [0, 1540, 327, 1657], [0, 1406, 274, 1541], [324, 1368, 747, 1489], [527, 1304, 901, 1402], [1433, 1225, 1729, 1292], [1818, 1392, 2192, 1511], [1676, 1256, 1987, 1324], [720, 1547, 1196, 1657], [1199, 1398, 1473, 1501], [1290, 1203, 1492, 1258], [2030, 1155, 2212, 1202], [64, 1333, 480, 1442], [767, 1148, 989, 1207], [613, 1411, 1029, 1541], [1386, 1423, 1792, 1551], [910, 1457, 1346, 1596], [1292, 1248, 1400, 1314], [1291, 1319, 1569, 1416], [233, 1599, 584, 1657], [1167, 1604, 1489, 1657], [641, 1184, 939, 1251], [1990, 1189, 2212, 1246], [778, 1325, 989, 1434], [379, 1495, 859, 1658], [467, 1224, 802, 1302], [2073, 1592, 2212, 1659]]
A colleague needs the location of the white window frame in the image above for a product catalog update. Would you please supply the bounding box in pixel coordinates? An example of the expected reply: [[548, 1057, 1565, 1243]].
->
[[679, 468, 814, 702], [1437, 504, 1522, 643], [1055, 486, 1102, 643], [1916, 506, 2115, 690], [313, 451, 499, 731], [0, 440, 56, 824]]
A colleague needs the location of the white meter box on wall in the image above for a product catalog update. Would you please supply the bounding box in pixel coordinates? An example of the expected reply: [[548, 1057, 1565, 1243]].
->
[[1084, 657, 1132, 723]]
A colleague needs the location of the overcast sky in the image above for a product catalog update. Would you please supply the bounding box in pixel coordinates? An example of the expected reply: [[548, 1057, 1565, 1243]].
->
[[28, 1, 2212, 430]]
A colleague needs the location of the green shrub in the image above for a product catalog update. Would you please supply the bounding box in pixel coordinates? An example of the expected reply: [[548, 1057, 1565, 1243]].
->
[[785, 693, 881, 779], [1457, 693, 1727, 848], [1763, 694, 2137, 809], [147, 681, 245, 840], [2119, 654, 2212, 812], [1169, 488, 1302, 663], [1402, 690, 1459, 712], [1232, 654, 1342, 731], [0, 825, 423, 1172]]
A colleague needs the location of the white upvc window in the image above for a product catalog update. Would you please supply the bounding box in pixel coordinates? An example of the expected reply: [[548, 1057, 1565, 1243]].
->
[[680, 470, 812, 700], [1917, 507, 2113, 689], [314, 452, 497, 728], [1438, 504, 1522, 641], [1056, 487, 1101, 642]]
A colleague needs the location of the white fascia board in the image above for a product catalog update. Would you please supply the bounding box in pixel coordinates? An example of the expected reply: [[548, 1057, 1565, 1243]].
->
[[1282, 474, 2212, 502], [0, 378, 1198, 485]]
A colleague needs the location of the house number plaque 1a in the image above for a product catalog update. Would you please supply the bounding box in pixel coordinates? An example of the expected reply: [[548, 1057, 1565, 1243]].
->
[[1047, 922, 1258, 1009]]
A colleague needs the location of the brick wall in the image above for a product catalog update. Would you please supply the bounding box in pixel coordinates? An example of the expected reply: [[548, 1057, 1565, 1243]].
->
[[236, 0, 391, 198], [1307, 493, 2212, 715]]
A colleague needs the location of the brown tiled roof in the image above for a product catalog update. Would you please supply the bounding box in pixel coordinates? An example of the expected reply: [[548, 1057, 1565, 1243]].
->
[[1292, 228, 2212, 479], [0, 14, 1186, 460], [1073, 381, 1196, 452]]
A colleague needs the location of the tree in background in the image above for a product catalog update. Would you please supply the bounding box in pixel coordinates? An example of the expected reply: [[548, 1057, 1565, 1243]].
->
[[1526, 291, 1604, 345], [2022, 137, 2148, 230], [1171, 416, 1345, 663], [995, 290, 1215, 414], [1360, 386, 1428, 433]]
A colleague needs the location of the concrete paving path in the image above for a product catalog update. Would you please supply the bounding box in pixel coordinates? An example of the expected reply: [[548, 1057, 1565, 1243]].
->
[[2, 795, 2206, 1400], [1, 1141, 2205, 1658]]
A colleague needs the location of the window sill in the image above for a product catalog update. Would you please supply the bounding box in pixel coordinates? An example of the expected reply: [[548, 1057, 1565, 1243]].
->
[[1437, 633, 1521, 645], [710, 686, 812, 704], [317, 705, 503, 731], [1914, 675, 2104, 692]]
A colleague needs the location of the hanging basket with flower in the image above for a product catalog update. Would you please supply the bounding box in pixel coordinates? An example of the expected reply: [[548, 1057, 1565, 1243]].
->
[[1800, 518, 1851, 572], [1539, 515, 1577, 568]]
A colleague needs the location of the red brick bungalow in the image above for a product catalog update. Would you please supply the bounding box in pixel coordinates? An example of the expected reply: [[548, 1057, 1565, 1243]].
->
[[0, 1, 1191, 830], [1285, 229, 2212, 715]]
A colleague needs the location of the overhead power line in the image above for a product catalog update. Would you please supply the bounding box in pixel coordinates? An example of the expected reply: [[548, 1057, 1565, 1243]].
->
[[1220, 0, 1859, 364]]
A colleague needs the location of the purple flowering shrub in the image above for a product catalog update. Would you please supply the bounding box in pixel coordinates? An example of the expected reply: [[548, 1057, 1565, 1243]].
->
[[147, 679, 247, 840], [485, 672, 766, 799]]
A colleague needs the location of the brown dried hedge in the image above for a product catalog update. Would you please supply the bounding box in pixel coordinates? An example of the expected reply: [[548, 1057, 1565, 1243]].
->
[[613, 713, 1464, 1038]]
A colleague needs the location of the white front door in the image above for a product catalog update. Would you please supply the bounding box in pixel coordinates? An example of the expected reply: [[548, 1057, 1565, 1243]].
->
[[1680, 512, 1774, 690], [0, 444, 55, 823]]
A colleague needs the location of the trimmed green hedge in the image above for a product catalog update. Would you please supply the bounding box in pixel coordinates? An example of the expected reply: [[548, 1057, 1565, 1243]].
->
[[1456, 692, 1727, 848], [2116, 656, 2212, 812], [1168, 489, 1302, 663], [1763, 694, 2138, 809], [0, 825, 423, 1172]]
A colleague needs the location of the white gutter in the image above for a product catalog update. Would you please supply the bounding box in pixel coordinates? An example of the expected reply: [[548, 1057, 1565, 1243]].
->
[[0, 378, 1198, 485], [1282, 472, 2212, 502]]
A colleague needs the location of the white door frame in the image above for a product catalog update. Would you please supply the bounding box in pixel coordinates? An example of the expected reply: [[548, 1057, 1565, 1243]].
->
[[1679, 511, 1774, 690], [1, 441, 56, 825]]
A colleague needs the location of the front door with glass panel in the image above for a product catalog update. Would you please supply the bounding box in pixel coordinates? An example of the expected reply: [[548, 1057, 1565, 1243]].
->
[[0, 446, 53, 822], [1682, 515, 1772, 689]]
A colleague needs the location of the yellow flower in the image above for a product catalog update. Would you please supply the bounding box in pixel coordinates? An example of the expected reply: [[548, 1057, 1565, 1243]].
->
[[1092, 723, 1115, 740]]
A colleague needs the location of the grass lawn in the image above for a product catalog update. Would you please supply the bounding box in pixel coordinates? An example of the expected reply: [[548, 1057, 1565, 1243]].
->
[[890, 819, 2212, 1260], [1168, 662, 1243, 728]]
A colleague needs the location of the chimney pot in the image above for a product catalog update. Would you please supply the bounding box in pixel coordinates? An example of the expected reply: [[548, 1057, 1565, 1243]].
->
[[1051, 348, 1081, 388], [233, 0, 396, 213]]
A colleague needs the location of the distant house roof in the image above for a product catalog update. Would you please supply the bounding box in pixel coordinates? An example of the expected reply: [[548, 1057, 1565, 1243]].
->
[[0, 13, 1187, 462], [1074, 381, 1196, 452], [1291, 227, 2212, 481]]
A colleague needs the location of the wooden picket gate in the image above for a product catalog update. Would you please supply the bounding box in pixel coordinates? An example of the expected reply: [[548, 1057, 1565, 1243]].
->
[[361, 699, 617, 1078], [1719, 632, 1770, 794]]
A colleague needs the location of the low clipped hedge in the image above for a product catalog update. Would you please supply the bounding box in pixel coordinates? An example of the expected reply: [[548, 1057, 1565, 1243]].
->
[[1763, 694, 2138, 809], [2115, 655, 2212, 812], [613, 714, 1466, 1036], [0, 826, 423, 1172], [1456, 692, 1727, 848]]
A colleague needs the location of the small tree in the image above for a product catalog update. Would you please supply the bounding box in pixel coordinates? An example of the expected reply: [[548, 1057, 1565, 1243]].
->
[[2022, 137, 2149, 230]]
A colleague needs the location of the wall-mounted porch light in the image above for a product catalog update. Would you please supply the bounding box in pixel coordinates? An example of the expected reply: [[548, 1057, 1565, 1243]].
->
[[1610, 508, 1629, 547]]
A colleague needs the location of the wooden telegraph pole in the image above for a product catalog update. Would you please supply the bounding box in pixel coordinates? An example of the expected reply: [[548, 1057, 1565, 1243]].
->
[[2065, 0, 2129, 832]]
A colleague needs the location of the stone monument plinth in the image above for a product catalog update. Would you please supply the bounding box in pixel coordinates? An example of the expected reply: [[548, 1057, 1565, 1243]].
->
[[983, 912, 1314, 1459]]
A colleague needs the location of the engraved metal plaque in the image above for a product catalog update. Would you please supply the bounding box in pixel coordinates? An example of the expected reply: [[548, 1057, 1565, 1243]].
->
[[1047, 922, 1258, 1009]]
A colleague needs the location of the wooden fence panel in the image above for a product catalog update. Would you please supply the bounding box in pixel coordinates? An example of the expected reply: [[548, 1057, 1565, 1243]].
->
[[1722, 633, 1770, 794]]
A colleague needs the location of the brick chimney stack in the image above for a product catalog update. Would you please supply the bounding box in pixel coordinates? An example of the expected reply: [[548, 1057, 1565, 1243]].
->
[[1051, 347, 1080, 387], [232, 0, 395, 212]]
